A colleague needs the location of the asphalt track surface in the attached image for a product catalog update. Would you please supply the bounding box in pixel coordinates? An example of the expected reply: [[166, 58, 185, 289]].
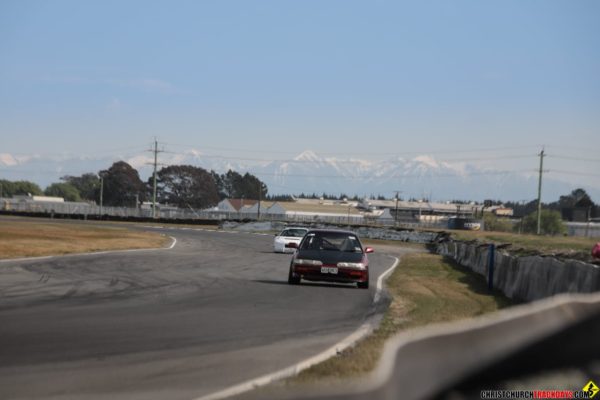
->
[[0, 225, 397, 400]]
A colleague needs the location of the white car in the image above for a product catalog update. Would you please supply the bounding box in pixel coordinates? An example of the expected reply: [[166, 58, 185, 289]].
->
[[273, 227, 309, 253]]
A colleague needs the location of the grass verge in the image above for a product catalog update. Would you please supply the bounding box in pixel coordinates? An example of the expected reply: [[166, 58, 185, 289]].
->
[[0, 218, 170, 259], [446, 229, 598, 260], [290, 249, 513, 384]]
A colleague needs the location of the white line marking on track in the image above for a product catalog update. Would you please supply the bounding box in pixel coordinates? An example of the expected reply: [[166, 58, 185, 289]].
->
[[374, 256, 400, 304], [0, 255, 54, 263], [193, 255, 400, 400], [140, 226, 275, 237]]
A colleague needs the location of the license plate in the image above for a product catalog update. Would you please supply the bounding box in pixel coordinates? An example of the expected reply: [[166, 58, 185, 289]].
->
[[321, 267, 338, 274]]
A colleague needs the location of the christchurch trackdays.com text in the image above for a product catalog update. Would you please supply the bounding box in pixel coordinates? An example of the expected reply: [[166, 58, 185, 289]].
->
[[481, 390, 595, 399]]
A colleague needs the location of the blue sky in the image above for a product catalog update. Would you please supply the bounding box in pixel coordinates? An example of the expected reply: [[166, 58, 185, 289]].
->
[[1, 0, 599, 189]]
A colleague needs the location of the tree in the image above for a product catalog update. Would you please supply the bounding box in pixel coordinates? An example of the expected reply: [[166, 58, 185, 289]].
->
[[0, 179, 43, 197], [237, 172, 268, 200], [210, 170, 226, 199], [61, 173, 100, 201], [557, 188, 594, 208], [504, 200, 538, 218], [266, 194, 293, 201], [0, 180, 16, 197], [546, 188, 597, 222], [45, 182, 81, 202], [225, 170, 244, 198], [155, 165, 219, 209], [211, 170, 240, 199], [522, 210, 566, 236], [211, 170, 268, 200], [482, 213, 513, 233], [99, 161, 146, 207]]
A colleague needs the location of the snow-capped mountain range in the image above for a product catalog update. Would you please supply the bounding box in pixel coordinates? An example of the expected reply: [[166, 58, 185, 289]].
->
[[0, 150, 597, 202]]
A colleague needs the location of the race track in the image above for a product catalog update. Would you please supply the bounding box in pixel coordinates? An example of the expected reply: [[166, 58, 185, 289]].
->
[[0, 225, 398, 400]]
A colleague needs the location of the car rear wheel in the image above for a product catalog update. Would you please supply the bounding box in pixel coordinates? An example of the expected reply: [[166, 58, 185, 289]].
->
[[357, 280, 369, 289], [288, 266, 300, 285]]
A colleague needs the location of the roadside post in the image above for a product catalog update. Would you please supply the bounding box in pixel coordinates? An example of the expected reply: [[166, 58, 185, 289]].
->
[[488, 243, 495, 291]]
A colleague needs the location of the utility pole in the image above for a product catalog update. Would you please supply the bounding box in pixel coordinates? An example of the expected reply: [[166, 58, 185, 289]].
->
[[99, 175, 104, 216], [152, 139, 159, 219], [536, 148, 545, 235], [585, 205, 592, 237], [257, 182, 262, 220], [147, 138, 164, 219], [393, 190, 402, 226], [347, 204, 351, 227]]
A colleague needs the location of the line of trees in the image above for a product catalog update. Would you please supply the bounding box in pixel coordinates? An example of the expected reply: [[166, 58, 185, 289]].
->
[[0, 180, 44, 198], [480, 189, 598, 235], [1, 161, 268, 209], [504, 189, 598, 219]]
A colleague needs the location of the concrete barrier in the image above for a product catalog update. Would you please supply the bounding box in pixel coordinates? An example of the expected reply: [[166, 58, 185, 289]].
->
[[436, 240, 600, 302]]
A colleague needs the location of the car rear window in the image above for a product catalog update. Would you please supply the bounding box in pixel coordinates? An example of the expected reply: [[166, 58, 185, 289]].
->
[[300, 232, 363, 252], [281, 229, 308, 237]]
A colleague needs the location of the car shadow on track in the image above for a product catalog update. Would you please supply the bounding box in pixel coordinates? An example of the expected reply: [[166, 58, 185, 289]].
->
[[252, 279, 358, 290]]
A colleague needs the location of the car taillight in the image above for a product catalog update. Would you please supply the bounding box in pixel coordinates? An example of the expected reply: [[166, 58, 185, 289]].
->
[[337, 262, 366, 270]]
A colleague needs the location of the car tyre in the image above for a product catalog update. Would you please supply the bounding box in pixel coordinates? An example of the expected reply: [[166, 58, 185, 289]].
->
[[288, 266, 300, 285], [357, 280, 369, 289]]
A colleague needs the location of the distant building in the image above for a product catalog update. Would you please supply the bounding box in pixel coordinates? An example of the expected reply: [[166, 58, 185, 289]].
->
[[266, 201, 362, 218], [492, 207, 514, 217], [239, 201, 275, 215], [13, 194, 65, 203], [360, 198, 479, 221], [217, 198, 258, 212]]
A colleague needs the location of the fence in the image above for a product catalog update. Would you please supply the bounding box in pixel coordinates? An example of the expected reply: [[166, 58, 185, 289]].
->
[[0, 197, 453, 229], [12, 198, 600, 237], [565, 222, 600, 238]]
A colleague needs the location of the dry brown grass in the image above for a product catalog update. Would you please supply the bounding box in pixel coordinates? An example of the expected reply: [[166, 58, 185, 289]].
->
[[447, 229, 598, 254], [0, 218, 169, 259]]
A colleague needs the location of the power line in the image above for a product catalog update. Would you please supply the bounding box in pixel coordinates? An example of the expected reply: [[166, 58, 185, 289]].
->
[[545, 144, 600, 153], [2, 143, 567, 167], [0, 167, 552, 179], [160, 142, 543, 157], [7, 143, 599, 163], [247, 169, 534, 180], [162, 151, 535, 165], [2, 145, 150, 158], [548, 169, 600, 178], [3, 163, 599, 180], [546, 155, 600, 163]]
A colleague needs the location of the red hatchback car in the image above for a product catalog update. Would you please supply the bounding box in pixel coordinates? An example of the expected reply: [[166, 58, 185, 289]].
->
[[287, 229, 373, 289]]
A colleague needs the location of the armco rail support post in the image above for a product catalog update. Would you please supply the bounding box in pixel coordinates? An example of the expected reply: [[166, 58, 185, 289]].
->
[[488, 244, 495, 292]]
